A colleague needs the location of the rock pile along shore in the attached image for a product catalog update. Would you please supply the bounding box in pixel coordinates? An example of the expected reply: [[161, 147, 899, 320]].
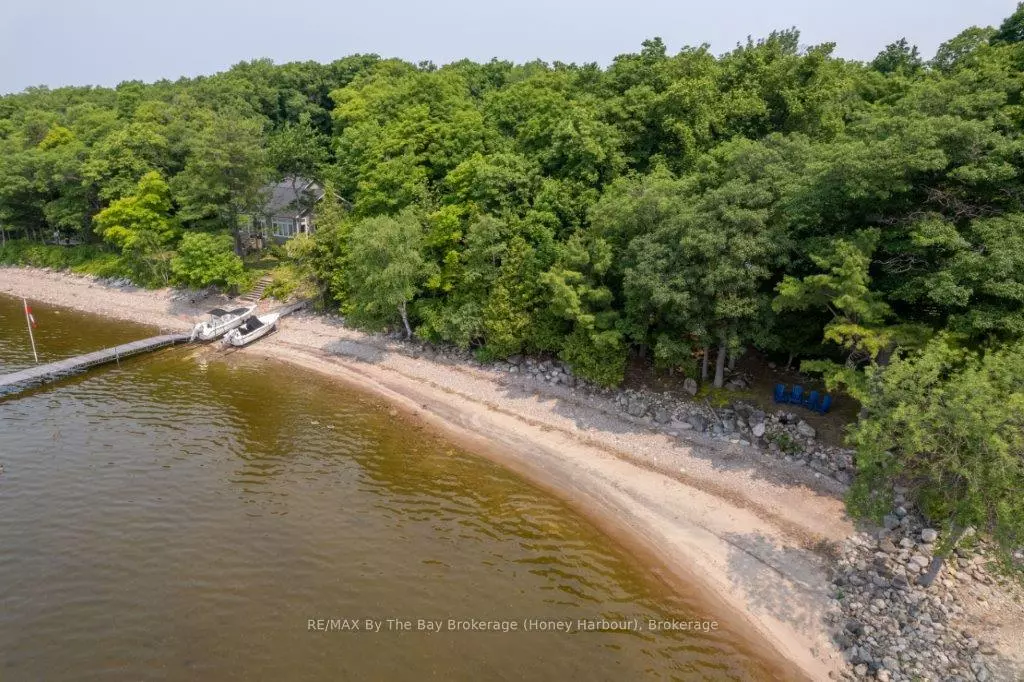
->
[[829, 501, 1017, 681]]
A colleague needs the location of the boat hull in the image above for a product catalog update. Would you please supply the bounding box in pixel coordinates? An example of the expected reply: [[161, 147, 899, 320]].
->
[[190, 306, 256, 342], [224, 314, 280, 347], [195, 316, 247, 341]]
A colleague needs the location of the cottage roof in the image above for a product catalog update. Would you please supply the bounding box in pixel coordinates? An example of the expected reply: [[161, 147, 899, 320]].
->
[[261, 177, 324, 217]]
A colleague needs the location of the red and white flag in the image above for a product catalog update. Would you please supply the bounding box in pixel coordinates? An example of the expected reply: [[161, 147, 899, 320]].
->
[[24, 301, 37, 328]]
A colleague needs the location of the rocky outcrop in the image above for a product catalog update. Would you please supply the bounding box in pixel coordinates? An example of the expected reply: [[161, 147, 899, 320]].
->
[[828, 498, 1020, 681]]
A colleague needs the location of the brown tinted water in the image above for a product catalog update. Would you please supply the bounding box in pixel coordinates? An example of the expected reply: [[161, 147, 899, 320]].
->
[[0, 294, 788, 680]]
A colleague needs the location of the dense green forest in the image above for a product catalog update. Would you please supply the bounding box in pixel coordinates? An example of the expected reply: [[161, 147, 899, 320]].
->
[[2, 7, 1024, 548]]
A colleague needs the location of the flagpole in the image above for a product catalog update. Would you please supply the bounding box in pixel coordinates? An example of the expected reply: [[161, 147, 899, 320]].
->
[[23, 297, 38, 364]]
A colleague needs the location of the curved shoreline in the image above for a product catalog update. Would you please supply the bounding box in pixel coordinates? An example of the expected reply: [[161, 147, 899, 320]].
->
[[247, 341, 845, 680], [0, 268, 852, 679]]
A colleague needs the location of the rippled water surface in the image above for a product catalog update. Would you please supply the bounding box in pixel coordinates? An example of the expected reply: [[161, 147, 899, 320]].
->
[[0, 294, 786, 680]]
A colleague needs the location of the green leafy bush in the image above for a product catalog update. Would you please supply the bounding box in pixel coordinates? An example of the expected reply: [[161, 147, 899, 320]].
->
[[71, 253, 129, 279], [170, 233, 246, 291], [767, 431, 803, 455], [848, 337, 1024, 552], [0, 240, 126, 275], [264, 263, 316, 301], [652, 334, 700, 377], [559, 327, 627, 387], [267, 243, 289, 261]]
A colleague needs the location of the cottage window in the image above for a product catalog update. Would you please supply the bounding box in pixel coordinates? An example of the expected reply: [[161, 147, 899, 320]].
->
[[272, 218, 295, 237]]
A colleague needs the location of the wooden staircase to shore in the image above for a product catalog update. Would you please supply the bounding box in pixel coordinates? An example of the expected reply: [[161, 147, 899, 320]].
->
[[238, 274, 273, 304]]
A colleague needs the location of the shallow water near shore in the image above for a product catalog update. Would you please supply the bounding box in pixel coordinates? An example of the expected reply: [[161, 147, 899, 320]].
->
[[0, 294, 789, 680]]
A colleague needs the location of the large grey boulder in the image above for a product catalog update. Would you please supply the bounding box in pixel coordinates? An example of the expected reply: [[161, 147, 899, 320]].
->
[[686, 414, 708, 432], [626, 398, 648, 418], [796, 420, 816, 438]]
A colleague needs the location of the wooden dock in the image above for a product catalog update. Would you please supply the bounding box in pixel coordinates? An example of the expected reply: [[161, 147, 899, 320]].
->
[[0, 333, 190, 396], [272, 299, 309, 318]]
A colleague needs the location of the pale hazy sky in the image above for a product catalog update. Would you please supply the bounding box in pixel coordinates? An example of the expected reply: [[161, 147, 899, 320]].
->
[[1, 0, 1016, 94]]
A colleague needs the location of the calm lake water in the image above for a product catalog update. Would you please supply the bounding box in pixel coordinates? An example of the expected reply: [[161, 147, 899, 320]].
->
[[0, 293, 787, 680]]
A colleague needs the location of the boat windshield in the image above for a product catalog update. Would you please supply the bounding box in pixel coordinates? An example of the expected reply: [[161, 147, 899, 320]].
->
[[240, 317, 264, 333]]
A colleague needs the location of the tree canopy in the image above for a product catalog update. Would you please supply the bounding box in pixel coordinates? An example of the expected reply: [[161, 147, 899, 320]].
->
[[3, 6, 1024, 546]]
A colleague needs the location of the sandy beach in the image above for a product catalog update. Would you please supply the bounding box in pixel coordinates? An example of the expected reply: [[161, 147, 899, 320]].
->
[[0, 267, 860, 679]]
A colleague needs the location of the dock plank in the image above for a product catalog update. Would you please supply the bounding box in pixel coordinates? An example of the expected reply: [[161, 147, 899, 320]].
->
[[0, 333, 190, 396]]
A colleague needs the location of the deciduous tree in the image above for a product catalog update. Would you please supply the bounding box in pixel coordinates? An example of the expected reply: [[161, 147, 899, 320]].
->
[[346, 209, 430, 337]]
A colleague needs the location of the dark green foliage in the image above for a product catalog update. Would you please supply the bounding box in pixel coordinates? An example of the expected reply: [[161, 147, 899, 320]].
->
[[651, 334, 700, 377], [849, 338, 1024, 551], [932, 27, 997, 73], [870, 38, 923, 75], [992, 3, 1024, 44], [541, 233, 626, 384], [559, 326, 627, 387], [170, 111, 270, 248], [482, 236, 546, 358], [0, 240, 123, 277]]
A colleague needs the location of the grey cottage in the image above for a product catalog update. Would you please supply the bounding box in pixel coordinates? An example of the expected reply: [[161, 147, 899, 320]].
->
[[244, 177, 325, 247]]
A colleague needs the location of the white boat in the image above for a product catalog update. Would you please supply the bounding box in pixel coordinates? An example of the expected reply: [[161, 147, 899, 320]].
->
[[190, 305, 256, 342], [223, 312, 280, 347]]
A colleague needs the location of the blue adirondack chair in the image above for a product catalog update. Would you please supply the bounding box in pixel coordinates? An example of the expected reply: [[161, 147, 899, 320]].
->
[[805, 390, 820, 411], [818, 394, 833, 414], [789, 384, 804, 405], [773, 383, 787, 403]]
